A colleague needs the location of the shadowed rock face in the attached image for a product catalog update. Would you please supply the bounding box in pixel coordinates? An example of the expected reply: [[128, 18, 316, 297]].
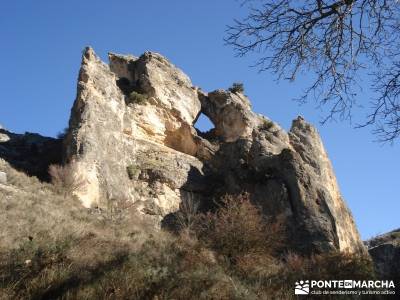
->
[[0, 129, 62, 181], [55, 47, 364, 254], [365, 229, 400, 279]]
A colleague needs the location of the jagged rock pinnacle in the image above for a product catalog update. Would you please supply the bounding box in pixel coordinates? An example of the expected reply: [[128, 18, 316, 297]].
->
[[63, 47, 365, 254]]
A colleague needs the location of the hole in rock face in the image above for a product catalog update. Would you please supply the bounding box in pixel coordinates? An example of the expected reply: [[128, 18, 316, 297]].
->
[[194, 113, 216, 141], [194, 113, 214, 133]]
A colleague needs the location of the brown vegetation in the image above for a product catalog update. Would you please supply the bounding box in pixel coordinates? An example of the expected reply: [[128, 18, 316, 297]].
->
[[0, 162, 375, 299], [194, 194, 284, 263], [48, 161, 86, 198]]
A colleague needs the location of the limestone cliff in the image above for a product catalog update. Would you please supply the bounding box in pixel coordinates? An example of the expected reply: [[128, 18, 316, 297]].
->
[[61, 47, 364, 254]]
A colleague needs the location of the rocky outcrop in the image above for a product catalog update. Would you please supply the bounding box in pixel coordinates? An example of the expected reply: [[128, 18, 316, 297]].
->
[[195, 92, 363, 253], [64, 48, 210, 213], [58, 47, 364, 254], [365, 229, 400, 278], [0, 128, 62, 181]]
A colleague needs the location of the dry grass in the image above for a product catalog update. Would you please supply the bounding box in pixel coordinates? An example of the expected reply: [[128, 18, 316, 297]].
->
[[0, 158, 153, 253], [0, 161, 375, 299]]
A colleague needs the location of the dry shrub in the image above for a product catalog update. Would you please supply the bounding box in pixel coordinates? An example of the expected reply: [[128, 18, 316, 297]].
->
[[195, 193, 284, 263], [48, 161, 86, 198], [236, 252, 282, 279], [175, 191, 199, 232], [1, 230, 373, 300], [0, 180, 377, 300], [264, 251, 376, 298], [190, 193, 289, 297], [293, 251, 374, 281]]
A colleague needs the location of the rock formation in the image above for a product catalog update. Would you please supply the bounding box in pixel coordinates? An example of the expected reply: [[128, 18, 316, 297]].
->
[[0, 128, 62, 181], [365, 229, 400, 278], [57, 47, 365, 254]]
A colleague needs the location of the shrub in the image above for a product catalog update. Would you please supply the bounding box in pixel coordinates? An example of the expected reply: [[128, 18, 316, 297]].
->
[[0, 179, 377, 299], [0, 231, 374, 300], [261, 118, 274, 131], [269, 251, 375, 296], [48, 161, 86, 198], [175, 192, 199, 232], [56, 127, 69, 140], [126, 165, 140, 180], [228, 82, 244, 94], [195, 193, 284, 264], [126, 91, 147, 105]]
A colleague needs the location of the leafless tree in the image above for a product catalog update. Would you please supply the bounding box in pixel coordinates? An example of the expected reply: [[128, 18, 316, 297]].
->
[[226, 0, 400, 142]]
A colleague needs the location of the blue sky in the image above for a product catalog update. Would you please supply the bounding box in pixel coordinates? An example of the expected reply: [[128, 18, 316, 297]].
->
[[0, 0, 398, 239]]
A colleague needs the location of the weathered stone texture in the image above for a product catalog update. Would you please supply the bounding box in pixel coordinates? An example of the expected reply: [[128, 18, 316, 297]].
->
[[366, 229, 400, 278], [59, 47, 365, 253], [0, 171, 6, 184]]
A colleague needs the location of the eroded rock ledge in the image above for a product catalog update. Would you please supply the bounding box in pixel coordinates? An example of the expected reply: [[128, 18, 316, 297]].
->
[[0, 47, 365, 255]]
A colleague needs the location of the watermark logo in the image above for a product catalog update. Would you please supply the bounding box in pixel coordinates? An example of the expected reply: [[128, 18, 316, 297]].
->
[[294, 280, 396, 296], [344, 280, 353, 288], [295, 280, 310, 295]]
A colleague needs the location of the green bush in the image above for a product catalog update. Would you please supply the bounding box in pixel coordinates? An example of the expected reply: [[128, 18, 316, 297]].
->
[[126, 165, 140, 180], [228, 82, 244, 94], [126, 91, 147, 105]]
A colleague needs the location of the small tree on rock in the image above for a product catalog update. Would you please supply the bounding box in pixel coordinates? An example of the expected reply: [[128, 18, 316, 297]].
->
[[228, 82, 245, 94]]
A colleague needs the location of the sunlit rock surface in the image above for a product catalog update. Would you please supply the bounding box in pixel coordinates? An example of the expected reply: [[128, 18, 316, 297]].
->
[[0, 47, 365, 254]]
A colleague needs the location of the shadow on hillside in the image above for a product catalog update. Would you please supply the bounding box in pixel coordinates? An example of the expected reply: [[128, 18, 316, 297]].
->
[[2, 247, 131, 299], [0, 129, 62, 181], [39, 253, 129, 299]]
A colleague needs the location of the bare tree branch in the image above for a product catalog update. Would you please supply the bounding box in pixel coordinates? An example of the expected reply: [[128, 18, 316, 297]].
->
[[226, 0, 400, 142]]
